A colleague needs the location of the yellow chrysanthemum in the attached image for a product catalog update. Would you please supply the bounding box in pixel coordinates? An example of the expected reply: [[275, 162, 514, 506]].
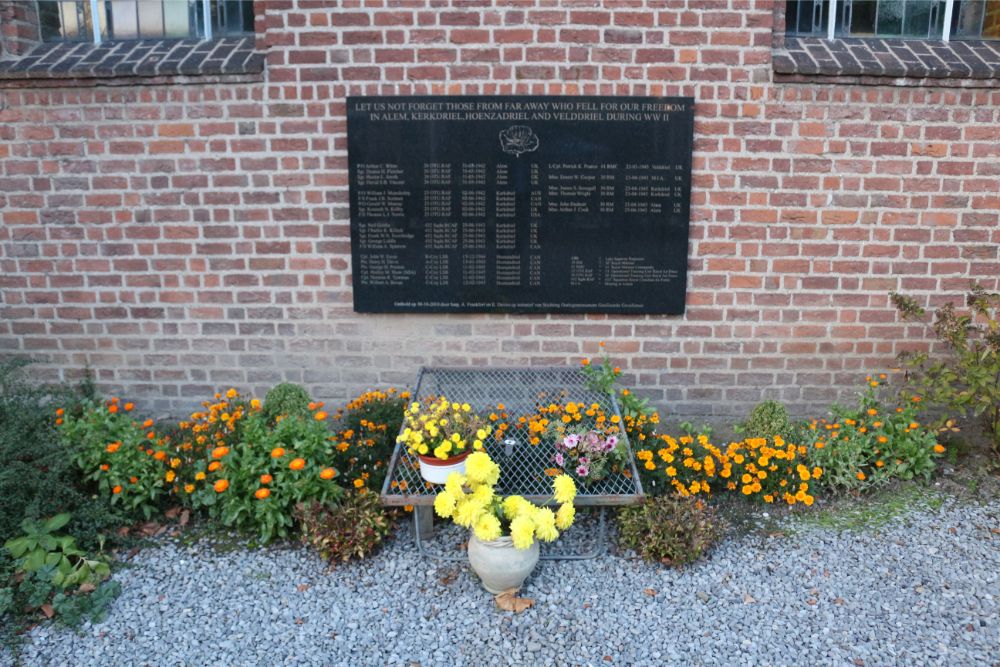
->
[[502, 495, 530, 520], [454, 497, 484, 529], [555, 503, 575, 530], [510, 515, 535, 550], [434, 490, 457, 518], [533, 508, 559, 542], [472, 513, 502, 542], [553, 474, 576, 505], [471, 483, 494, 506], [465, 451, 500, 486], [444, 472, 467, 496]]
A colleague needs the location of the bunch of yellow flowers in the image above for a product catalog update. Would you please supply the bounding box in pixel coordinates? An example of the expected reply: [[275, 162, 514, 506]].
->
[[433, 452, 577, 549], [397, 396, 492, 460]]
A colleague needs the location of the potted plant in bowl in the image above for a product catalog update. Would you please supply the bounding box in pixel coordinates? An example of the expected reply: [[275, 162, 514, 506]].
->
[[397, 397, 492, 484], [433, 451, 577, 593]]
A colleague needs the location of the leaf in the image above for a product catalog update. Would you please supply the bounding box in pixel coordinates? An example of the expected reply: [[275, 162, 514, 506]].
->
[[77, 582, 96, 594], [495, 589, 534, 613], [179, 510, 190, 527], [742, 593, 756, 604], [40, 603, 55, 619], [296, 583, 311, 593], [643, 588, 657, 597], [44, 514, 72, 532]]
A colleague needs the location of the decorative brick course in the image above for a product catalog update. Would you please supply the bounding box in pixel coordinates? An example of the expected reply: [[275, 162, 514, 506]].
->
[[773, 36, 1000, 82], [1, 1, 999, 420], [0, 36, 263, 83]]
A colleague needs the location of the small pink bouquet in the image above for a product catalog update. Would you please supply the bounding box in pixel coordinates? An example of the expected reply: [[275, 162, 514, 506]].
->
[[553, 429, 625, 485]]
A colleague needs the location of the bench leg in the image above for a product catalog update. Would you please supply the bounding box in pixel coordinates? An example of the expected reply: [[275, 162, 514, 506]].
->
[[413, 505, 434, 546]]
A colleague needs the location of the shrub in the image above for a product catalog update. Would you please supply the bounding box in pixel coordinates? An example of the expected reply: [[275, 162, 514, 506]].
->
[[59, 397, 171, 519], [192, 408, 343, 543], [263, 383, 313, 422], [736, 400, 793, 440], [331, 388, 408, 494], [295, 492, 394, 564], [617, 495, 725, 567], [806, 375, 944, 491], [0, 360, 127, 549], [892, 284, 1000, 459]]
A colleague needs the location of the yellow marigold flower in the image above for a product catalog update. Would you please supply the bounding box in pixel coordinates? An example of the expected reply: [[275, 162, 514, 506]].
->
[[184, 484, 195, 494], [666, 466, 677, 477], [510, 515, 536, 550], [250, 398, 261, 410], [165, 470, 176, 483], [195, 471, 206, 481], [644, 460, 655, 471], [555, 503, 575, 530], [226, 388, 237, 399], [552, 474, 576, 505], [353, 478, 364, 489], [472, 513, 502, 542]]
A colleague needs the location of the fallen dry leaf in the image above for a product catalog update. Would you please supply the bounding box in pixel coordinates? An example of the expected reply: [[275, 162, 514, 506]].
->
[[807, 598, 818, 605], [742, 593, 756, 604], [582, 603, 591, 609], [179, 510, 190, 526], [164, 507, 180, 519], [297, 584, 311, 593], [77, 582, 96, 594], [834, 597, 845, 605], [438, 569, 459, 586], [853, 659, 865, 667], [295, 618, 304, 626], [767, 531, 785, 538], [643, 588, 656, 597], [990, 528, 999, 535], [139, 522, 162, 537], [117, 527, 130, 538], [495, 589, 534, 613], [948, 527, 957, 535], [40, 604, 55, 619], [603, 657, 612, 663]]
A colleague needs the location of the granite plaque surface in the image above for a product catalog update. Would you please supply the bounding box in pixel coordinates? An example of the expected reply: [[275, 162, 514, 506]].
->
[[347, 95, 694, 314]]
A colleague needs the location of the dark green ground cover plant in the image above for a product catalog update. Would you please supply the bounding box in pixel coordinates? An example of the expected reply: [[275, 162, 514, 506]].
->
[[892, 284, 1000, 462], [296, 492, 394, 564], [617, 495, 725, 567]]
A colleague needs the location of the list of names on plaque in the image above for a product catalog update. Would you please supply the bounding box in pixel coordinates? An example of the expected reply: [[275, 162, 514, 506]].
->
[[347, 95, 694, 314]]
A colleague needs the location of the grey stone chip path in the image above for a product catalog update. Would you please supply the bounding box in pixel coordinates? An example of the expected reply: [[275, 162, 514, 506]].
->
[[4, 498, 998, 667]]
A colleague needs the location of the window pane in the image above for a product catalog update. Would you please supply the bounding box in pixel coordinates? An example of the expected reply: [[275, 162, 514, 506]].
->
[[163, 0, 190, 36], [954, 0, 1000, 39], [108, 1, 139, 39], [208, 0, 253, 35], [902, 1, 933, 36], [38, 0, 92, 41], [785, 0, 830, 35], [137, 0, 164, 37], [840, 0, 945, 38], [847, 0, 878, 35]]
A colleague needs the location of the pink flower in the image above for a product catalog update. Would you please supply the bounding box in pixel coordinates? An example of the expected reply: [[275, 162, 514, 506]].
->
[[579, 456, 589, 465], [576, 465, 589, 477], [564, 434, 580, 449], [606, 435, 618, 448], [554, 452, 565, 466]]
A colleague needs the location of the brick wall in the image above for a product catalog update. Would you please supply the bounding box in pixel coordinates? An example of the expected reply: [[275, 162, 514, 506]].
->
[[1, 1, 999, 419]]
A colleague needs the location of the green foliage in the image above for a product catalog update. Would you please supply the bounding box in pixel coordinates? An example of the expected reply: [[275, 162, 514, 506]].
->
[[617, 495, 725, 567], [736, 400, 792, 440], [59, 397, 168, 519], [192, 410, 343, 543], [892, 284, 1000, 460], [4, 514, 109, 590], [263, 383, 313, 422], [0, 360, 128, 550], [581, 349, 653, 419], [296, 493, 394, 564], [2, 513, 119, 630], [806, 376, 944, 492], [331, 389, 408, 493]]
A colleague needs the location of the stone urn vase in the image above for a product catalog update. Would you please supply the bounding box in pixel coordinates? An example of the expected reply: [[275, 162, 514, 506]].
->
[[467, 534, 540, 594]]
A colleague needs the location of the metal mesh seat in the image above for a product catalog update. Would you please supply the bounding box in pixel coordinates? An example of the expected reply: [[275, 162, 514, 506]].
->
[[380, 366, 644, 505]]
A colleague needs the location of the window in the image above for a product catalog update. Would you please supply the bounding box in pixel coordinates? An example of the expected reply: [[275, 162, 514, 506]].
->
[[785, 0, 1000, 40], [37, 0, 254, 42]]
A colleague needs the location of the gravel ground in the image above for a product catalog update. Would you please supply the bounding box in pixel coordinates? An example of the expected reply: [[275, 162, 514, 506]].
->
[[4, 497, 998, 667]]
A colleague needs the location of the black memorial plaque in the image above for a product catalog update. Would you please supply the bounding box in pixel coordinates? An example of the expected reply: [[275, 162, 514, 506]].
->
[[347, 95, 694, 314]]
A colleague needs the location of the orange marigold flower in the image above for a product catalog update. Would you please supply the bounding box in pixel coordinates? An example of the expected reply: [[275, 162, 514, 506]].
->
[[211, 446, 229, 459], [255, 488, 271, 500], [260, 474, 273, 484], [208, 461, 221, 472], [856, 471, 866, 481], [877, 436, 888, 444], [214, 479, 229, 493], [99, 463, 109, 471], [143, 419, 154, 428], [581, 359, 590, 366], [314, 411, 327, 421], [289, 458, 306, 471], [106, 442, 120, 453], [308, 402, 317, 411], [353, 479, 364, 488], [153, 451, 167, 461], [55, 418, 63, 426], [271, 447, 286, 458], [226, 388, 237, 399], [124, 402, 134, 411], [319, 468, 335, 480], [112, 485, 122, 494], [933, 444, 945, 453], [108, 404, 119, 414], [56, 408, 65, 417]]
